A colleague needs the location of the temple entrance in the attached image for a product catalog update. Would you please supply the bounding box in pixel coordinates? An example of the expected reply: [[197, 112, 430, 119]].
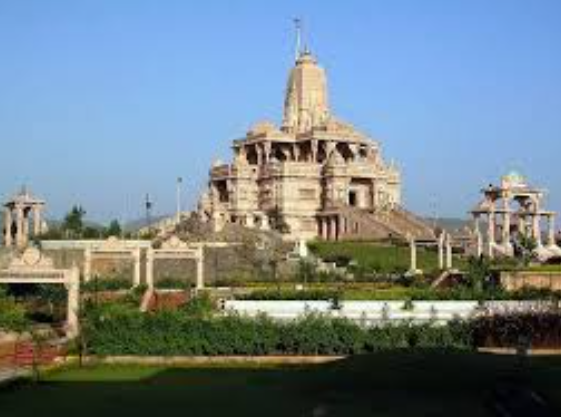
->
[[348, 190, 358, 207], [0, 248, 80, 339]]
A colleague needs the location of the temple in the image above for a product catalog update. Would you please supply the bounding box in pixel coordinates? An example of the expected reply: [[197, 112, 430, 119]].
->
[[471, 172, 561, 261], [198, 42, 434, 242]]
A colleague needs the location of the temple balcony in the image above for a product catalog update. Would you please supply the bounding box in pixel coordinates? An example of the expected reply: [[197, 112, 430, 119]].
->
[[210, 164, 231, 180]]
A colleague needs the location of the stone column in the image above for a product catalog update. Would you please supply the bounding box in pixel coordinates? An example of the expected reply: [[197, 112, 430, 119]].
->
[[446, 235, 453, 270], [245, 215, 254, 228], [488, 211, 496, 259], [65, 265, 81, 339], [133, 247, 141, 287], [438, 232, 445, 270], [409, 237, 417, 273], [33, 206, 42, 236], [476, 230, 483, 258], [256, 145, 263, 165], [15, 206, 24, 248], [146, 248, 154, 289], [83, 247, 92, 282], [293, 144, 301, 161], [196, 247, 205, 290], [261, 215, 270, 231], [22, 209, 30, 247], [311, 140, 318, 162], [502, 211, 511, 245], [533, 214, 542, 246], [264, 141, 271, 163], [3, 208, 12, 247], [518, 216, 526, 238], [474, 215, 481, 236], [548, 215, 556, 246]]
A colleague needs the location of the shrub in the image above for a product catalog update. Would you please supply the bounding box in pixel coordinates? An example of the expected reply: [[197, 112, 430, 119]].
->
[[83, 305, 474, 356], [82, 276, 132, 292], [472, 309, 561, 349], [155, 277, 191, 290], [0, 295, 28, 332]]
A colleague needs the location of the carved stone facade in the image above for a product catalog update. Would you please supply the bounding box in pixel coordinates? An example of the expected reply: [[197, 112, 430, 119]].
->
[[199, 49, 431, 241]]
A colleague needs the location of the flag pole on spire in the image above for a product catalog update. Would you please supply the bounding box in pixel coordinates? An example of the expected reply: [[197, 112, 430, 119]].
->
[[294, 18, 302, 62]]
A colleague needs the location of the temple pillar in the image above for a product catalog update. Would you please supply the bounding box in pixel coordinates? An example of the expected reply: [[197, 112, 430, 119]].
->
[[502, 211, 511, 244], [438, 232, 445, 270], [446, 235, 453, 270], [33, 206, 42, 236], [22, 209, 29, 246], [311, 140, 318, 162], [549, 215, 557, 246], [488, 211, 496, 258], [3, 208, 12, 247], [133, 247, 141, 287], [15, 206, 25, 248], [409, 237, 417, 273], [264, 141, 271, 163], [65, 265, 81, 339], [146, 248, 154, 289], [475, 230, 483, 258], [83, 247, 92, 282], [518, 216, 527, 237], [533, 215, 542, 246], [196, 247, 205, 290], [474, 215, 481, 236], [293, 144, 301, 162]]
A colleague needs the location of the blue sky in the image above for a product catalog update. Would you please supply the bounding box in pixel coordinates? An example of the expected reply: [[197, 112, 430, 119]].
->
[[1, 0, 560, 223]]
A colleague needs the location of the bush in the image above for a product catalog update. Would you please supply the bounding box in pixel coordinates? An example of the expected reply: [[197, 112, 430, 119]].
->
[[82, 276, 132, 292], [0, 295, 28, 332], [472, 309, 561, 349], [83, 305, 473, 356], [236, 289, 341, 301], [155, 277, 191, 290]]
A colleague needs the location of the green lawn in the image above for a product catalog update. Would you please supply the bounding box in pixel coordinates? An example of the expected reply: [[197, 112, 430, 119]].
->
[[309, 241, 466, 274], [1, 350, 561, 416]]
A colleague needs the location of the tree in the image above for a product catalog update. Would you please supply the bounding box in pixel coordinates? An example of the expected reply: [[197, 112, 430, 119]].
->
[[105, 219, 122, 237], [83, 226, 103, 239], [63, 205, 86, 238]]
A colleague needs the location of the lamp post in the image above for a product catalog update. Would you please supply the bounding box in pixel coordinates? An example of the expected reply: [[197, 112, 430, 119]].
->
[[176, 177, 183, 224], [145, 193, 153, 233]]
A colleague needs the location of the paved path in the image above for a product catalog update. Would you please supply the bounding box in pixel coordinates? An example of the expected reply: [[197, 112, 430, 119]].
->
[[0, 367, 30, 384]]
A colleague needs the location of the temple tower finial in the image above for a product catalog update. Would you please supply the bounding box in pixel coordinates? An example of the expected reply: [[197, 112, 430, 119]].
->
[[294, 18, 302, 62]]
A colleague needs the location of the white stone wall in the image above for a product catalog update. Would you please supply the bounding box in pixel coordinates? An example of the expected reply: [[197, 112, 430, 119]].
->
[[224, 300, 552, 326]]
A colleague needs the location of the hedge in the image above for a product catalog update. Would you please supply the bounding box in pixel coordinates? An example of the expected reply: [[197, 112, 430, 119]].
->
[[83, 304, 473, 356]]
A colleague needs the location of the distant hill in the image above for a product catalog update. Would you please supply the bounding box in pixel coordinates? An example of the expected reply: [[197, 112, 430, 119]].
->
[[424, 217, 471, 232], [124, 214, 171, 232]]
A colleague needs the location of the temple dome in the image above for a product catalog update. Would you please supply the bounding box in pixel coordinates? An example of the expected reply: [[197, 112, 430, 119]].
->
[[502, 171, 527, 189], [248, 120, 279, 136], [282, 51, 330, 134]]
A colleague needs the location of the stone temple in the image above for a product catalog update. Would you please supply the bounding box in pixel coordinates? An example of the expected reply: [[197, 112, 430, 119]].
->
[[198, 46, 434, 242]]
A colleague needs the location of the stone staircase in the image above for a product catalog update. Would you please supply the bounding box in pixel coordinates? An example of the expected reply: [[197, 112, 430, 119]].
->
[[330, 206, 435, 242]]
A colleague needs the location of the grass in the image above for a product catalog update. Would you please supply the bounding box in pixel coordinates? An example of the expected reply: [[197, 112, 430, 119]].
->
[[309, 241, 467, 274], [1, 350, 561, 416]]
